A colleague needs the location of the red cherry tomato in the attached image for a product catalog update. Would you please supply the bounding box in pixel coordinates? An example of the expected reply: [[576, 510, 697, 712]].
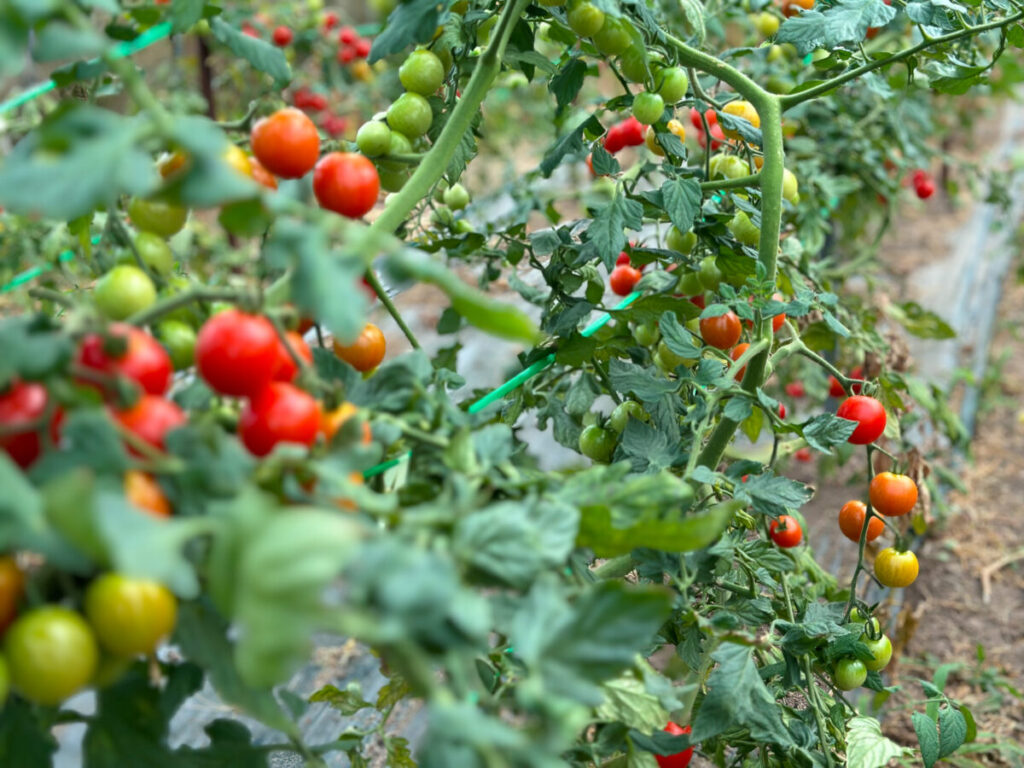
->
[[869, 472, 918, 516], [0, 381, 60, 469], [616, 252, 631, 266], [618, 116, 645, 146], [273, 331, 314, 382], [249, 157, 278, 190], [338, 26, 358, 44], [603, 126, 625, 154], [112, 395, 185, 451], [77, 324, 172, 397], [239, 382, 320, 457], [836, 395, 887, 445], [915, 179, 935, 199], [785, 381, 805, 398], [196, 310, 280, 397], [656, 722, 694, 768], [354, 39, 371, 58], [250, 108, 320, 179], [272, 26, 293, 46], [699, 312, 742, 350], [850, 365, 864, 394], [778, 402, 787, 419], [731, 342, 750, 380], [794, 447, 812, 462], [313, 152, 380, 219], [609, 265, 642, 296], [838, 500, 884, 543], [322, 12, 339, 30], [828, 375, 845, 398], [769, 515, 803, 547]]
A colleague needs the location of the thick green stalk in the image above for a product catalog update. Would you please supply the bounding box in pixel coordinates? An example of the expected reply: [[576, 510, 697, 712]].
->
[[369, 0, 532, 236], [780, 10, 1024, 109], [695, 96, 784, 470]]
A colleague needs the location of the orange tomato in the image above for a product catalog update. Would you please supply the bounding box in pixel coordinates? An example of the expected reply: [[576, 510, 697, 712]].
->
[[869, 472, 918, 516], [333, 323, 386, 372], [0, 556, 25, 633], [320, 402, 372, 444], [837, 500, 883, 543], [124, 470, 172, 518]]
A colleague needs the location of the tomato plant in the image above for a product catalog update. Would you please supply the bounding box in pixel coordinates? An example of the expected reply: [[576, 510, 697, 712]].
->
[[0, 0, 1005, 763]]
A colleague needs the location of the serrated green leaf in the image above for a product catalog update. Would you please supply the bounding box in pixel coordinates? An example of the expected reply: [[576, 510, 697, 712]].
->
[[913, 711, 940, 768], [577, 499, 741, 557], [210, 16, 290, 84], [937, 706, 967, 758], [777, 0, 897, 54], [846, 716, 908, 768], [587, 190, 644, 267], [801, 413, 857, 453]]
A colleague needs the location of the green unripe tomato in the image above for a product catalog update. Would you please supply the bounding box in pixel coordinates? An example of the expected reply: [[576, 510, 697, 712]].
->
[[134, 231, 175, 275], [698, 255, 724, 289], [728, 211, 761, 247], [752, 11, 780, 36], [653, 66, 689, 103], [128, 198, 188, 238], [476, 14, 498, 44], [811, 48, 831, 62], [399, 49, 446, 95], [609, 400, 647, 433], [453, 219, 474, 234], [431, 205, 454, 227], [653, 349, 670, 372], [157, 319, 197, 370], [578, 424, 616, 462], [619, 45, 649, 83], [766, 43, 797, 62], [632, 322, 659, 347], [834, 658, 867, 691], [593, 16, 632, 55], [862, 634, 893, 672], [632, 92, 665, 126], [657, 340, 696, 368], [676, 270, 704, 297], [386, 92, 432, 138], [709, 153, 748, 180], [3, 607, 98, 706], [377, 132, 413, 191], [443, 183, 470, 210], [94, 265, 157, 320], [567, 2, 605, 37], [766, 75, 795, 95], [356, 121, 392, 157], [667, 226, 697, 254], [849, 608, 881, 636], [782, 168, 800, 205]]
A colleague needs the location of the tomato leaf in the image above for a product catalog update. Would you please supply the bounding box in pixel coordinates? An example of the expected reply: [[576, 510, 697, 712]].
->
[[210, 16, 290, 85], [539, 114, 604, 176], [369, 0, 451, 62], [937, 705, 968, 758], [659, 311, 702, 359], [736, 472, 813, 517], [888, 301, 956, 339], [32, 21, 106, 62], [585, 190, 644, 268], [912, 711, 941, 768], [0, 697, 58, 766], [846, 716, 909, 768], [690, 642, 793, 745], [776, 0, 897, 54], [309, 684, 374, 716], [595, 673, 669, 731], [607, 358, 680, 402], [549, 56, 588, 117], [801, 413, 858, 453]]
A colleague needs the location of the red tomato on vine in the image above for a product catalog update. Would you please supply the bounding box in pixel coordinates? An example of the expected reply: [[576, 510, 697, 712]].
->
[[869, 472, 918, 516], [770, 515, 803, 547], [250, 108, 320, 179], [333, 323, 386, 372], [313, 152, 380, 219], [0, 381, 60, 469], [655, 722, 694, 768], [609, 265, 642, 295], [77, 324, 172, 397], [700, 312, 742, 350], [239, 382, 320, 457], [196, 310, 280, 397], [836, 395, 886, 445], [837, 500, 883, 542], [273, 331, 314, 383], [112, 395, 186, 451]]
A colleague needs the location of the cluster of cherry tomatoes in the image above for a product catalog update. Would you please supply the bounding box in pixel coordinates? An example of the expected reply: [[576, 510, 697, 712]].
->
[[0, 556, 177, 707], [910, 169, 936, 199]]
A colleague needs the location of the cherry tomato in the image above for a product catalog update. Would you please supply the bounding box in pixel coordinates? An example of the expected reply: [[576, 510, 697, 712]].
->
[[769, 515, 802, 547], [785, 381, 805, 398], [443, 183, 470, 210], [249, 157, 278, 190], [778, 402, 787, 419], [850, 607, 881, 636], [699, 312, 742, 350], [709, 154, 748, 180], [731, 342, 750, 380], [721, 100, 760, 139], [828, 375, 845, 397], [567, 2, 605, 37], [124, 470, 172, 518], [338, 25, 357, 44], [386, 92, 433, 138], [239, 382, 320, 457], [593, 16, 632, 55], [617, 116, 645, 146], [0, 557, 24, 634], [95, 265, 157, 321], [84, 573, 177, 657], [113, 395, 185, 451], [874, 547, 919, 588], [915, 178, 935, 199], [272, 25, 293, 46], [609, 265, 642, 296], [127, 198, 187, 238], [655, 722, 693, 768], [862, 634, 893, 671], [632, 92, 665, 125], [77, 323, 173, 396], [620, 45, 649, 82], [782, 168, 800, 204], [752, 11, 780, 36], [356, 121, 392, 157], [3, 606, 99, 706], [834, 658, 867, 690], [273, 331, 314, 382], [632, 322, 659, 347], [579, 424, 616, 463], [609, 400, 646, 434], [653, 66, 689, 103], [869, 472, 918, 516], [251, 108, 321, 179], [399, 49, 445, 95], [313, 152, 380, 219], [698, 257, 723, 290], [697, 121, 726, 150], [667, 227, 697, 254], [320, 401, 372, 444], [616, 252, 631, 267], [728, 211, 761, 247], [0, 381, 59, 469], [779, 0, 814, 17], [156, 319, 196, 371], [134, 231, 174, 275], [794, 447, 812, 462], [333, 323, 386, 372], [196, 310, 280, 397], [836, 395, 886, 445], [837, 500, 883, 543]]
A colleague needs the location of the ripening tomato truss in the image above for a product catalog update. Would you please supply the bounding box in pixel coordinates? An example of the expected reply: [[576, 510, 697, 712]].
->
[[0, 0, 1003, 764]]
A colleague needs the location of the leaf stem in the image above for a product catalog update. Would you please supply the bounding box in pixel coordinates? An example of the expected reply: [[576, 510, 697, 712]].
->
[[364, 269, 421, 350], [127, 286, 249, 326]]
